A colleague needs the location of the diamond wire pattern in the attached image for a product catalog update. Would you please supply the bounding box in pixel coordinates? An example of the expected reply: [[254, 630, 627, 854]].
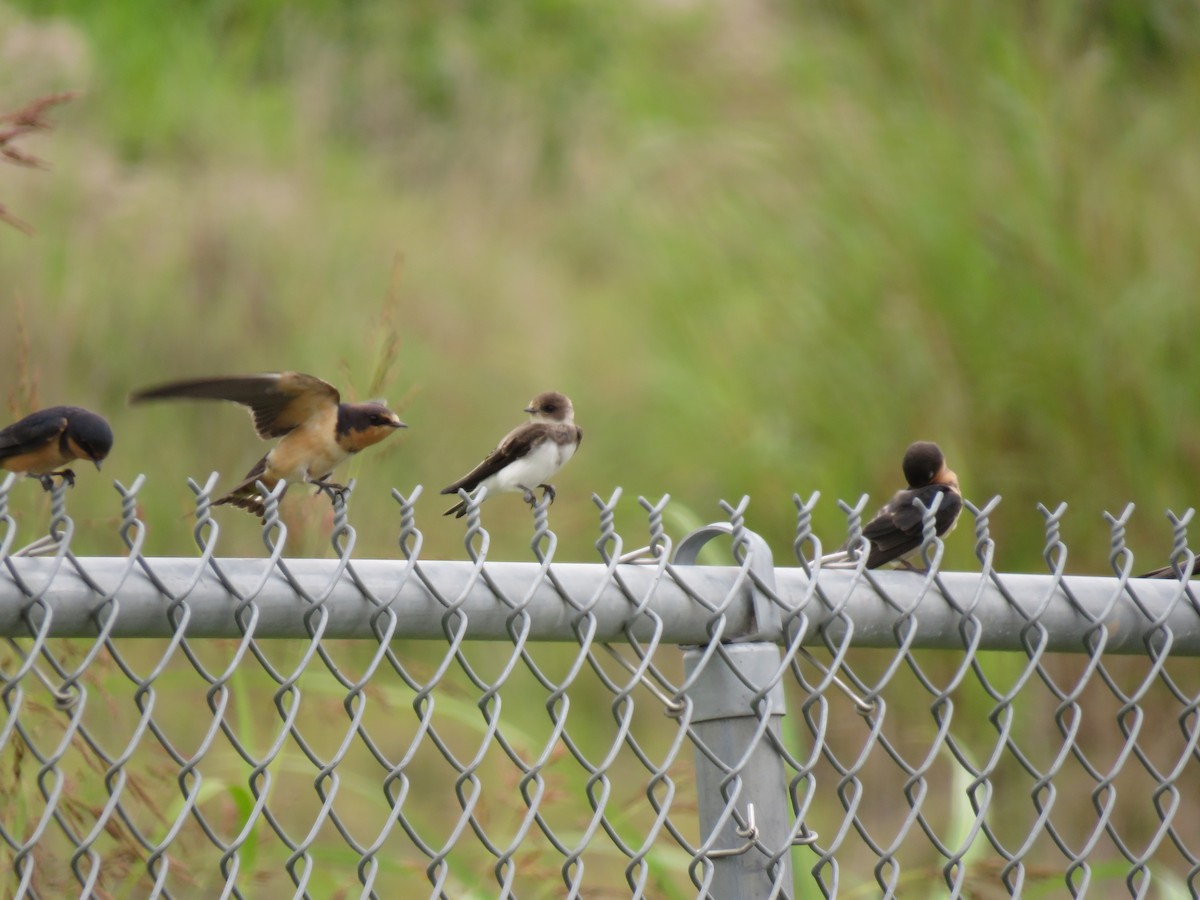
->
[[2, 472, 1200, 897]]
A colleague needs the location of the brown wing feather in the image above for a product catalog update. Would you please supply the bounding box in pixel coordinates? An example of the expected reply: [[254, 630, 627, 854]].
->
[[861, 484, 962, 568], [130, 372, 340, 439], [212, 454, 294, 519], [440, 422, 550, 495]]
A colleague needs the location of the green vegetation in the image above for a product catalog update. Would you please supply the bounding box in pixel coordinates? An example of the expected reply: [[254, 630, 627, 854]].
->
[[1, 0, 1198, 567], [4, 0, 1200, 894]]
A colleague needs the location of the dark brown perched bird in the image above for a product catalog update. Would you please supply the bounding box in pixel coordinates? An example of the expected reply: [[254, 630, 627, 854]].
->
[[0, 406, 113, 490], [1137, 552, 1200, 579], [441, 391, 581, 517], [857, 441, 962, 568], [130, 372, 405, 516], [822, 441, 962, 569], [1138, 564, 1196, 579]]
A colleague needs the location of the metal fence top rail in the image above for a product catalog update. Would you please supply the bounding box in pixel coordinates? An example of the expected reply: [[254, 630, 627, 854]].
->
[[3, 472, 1199, 651]]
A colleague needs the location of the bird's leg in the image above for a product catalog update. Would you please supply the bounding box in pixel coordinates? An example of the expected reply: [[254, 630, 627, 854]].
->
[[537, 483, 557, 505], [311, 476, 349, 503], [518, 484, 537, 506], [35, 469, 76, 491]]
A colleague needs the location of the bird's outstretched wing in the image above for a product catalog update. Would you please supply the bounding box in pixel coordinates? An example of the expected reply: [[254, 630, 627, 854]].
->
[[131, 372, 340, 439]]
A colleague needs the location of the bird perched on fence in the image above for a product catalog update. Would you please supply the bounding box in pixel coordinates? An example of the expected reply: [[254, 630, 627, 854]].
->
[[1137, 561, 1199, 579], [0, 406, 114, 490], [130, 372, 405, 517], [441, 391, 581, 517], [824, 441, 962, 569]]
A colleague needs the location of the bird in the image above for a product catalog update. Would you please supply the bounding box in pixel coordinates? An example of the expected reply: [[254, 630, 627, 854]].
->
[[1137, 563, 1195, 579], [1136, 550, 1200, 579], [130, 372, 405, 517], [441, 391, 581, 517], [827, 441, 963, 569], [0, 406, 114, 490]]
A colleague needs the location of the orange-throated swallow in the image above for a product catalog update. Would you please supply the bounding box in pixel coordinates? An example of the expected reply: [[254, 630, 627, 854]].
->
[[0, 406, 113, 490], [441, 391, 581, 517], [826, 441, 962, 569], [130, 372, 405, 516]]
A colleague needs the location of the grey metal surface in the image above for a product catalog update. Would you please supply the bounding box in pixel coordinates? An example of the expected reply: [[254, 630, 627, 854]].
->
[[5, 559, 1199, 651], [2, 472, 1200, 897], [685, 643, 795, 899]]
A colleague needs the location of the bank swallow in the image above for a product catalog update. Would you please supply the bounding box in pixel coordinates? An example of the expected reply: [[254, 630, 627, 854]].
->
[[441, 391, 581, 517]]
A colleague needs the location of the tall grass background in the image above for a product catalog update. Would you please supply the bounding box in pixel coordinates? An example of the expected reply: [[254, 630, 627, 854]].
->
[[3, 0, 1200, 894]]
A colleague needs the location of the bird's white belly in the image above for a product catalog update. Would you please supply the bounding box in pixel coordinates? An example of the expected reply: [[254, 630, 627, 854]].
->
[[484, 439, 573, 495]]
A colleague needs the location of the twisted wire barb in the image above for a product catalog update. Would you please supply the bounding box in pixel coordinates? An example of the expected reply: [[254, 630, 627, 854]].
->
[[792, 490, 822, 570], [838, 494, 870, 564], [1162, 508, 1196, 582]]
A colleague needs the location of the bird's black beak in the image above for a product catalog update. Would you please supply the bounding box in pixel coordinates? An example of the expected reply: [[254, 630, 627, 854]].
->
[[94, 460, 104, 471], [393, 420, 407, 429], [523, 406, 535, 414]]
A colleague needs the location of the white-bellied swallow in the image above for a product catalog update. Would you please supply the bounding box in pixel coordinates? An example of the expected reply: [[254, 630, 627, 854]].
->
[[441, 391, 581, 517]]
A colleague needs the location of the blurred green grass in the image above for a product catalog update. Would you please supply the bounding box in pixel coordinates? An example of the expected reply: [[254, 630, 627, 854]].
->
[[5, 0, 1200, 893], [7, 0, 1200, 564], [4, 0, 1200, 567]]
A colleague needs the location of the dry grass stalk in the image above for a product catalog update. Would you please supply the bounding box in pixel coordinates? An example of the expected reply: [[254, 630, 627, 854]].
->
[[0, 92, 76, 232]]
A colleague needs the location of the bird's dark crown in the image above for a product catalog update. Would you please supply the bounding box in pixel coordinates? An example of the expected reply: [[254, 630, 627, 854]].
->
[[901, 441, 945, 487], [65, 408, 114, 462], [337, 402, 405, 434]]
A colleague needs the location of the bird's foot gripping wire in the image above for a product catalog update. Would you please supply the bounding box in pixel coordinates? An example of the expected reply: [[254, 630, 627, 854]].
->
[[520, 485, 536, 507], [537, 483, 556, 505], [311, 478, 350, 505], [37, 469, 76, 491]]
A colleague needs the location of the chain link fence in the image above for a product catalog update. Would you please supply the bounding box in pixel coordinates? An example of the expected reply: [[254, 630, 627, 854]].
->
[[2, 471, 1199, 898]]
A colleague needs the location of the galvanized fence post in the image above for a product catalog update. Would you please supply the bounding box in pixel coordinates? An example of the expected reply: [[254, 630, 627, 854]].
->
[[684, 643, 792, 898], [676, 522, 794, 898]]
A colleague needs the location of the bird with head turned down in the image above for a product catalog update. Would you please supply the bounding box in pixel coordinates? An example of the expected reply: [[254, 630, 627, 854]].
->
[[0, 406, 113, 490], [822, 441, 962, 569]]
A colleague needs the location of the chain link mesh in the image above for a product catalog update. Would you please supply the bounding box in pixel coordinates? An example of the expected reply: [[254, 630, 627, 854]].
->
[[2, 471, 1199, 898]]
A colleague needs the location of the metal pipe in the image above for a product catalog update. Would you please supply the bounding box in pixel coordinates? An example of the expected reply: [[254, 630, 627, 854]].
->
[[2, 557, 1196, 653], [685, 643, 795, 898]]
